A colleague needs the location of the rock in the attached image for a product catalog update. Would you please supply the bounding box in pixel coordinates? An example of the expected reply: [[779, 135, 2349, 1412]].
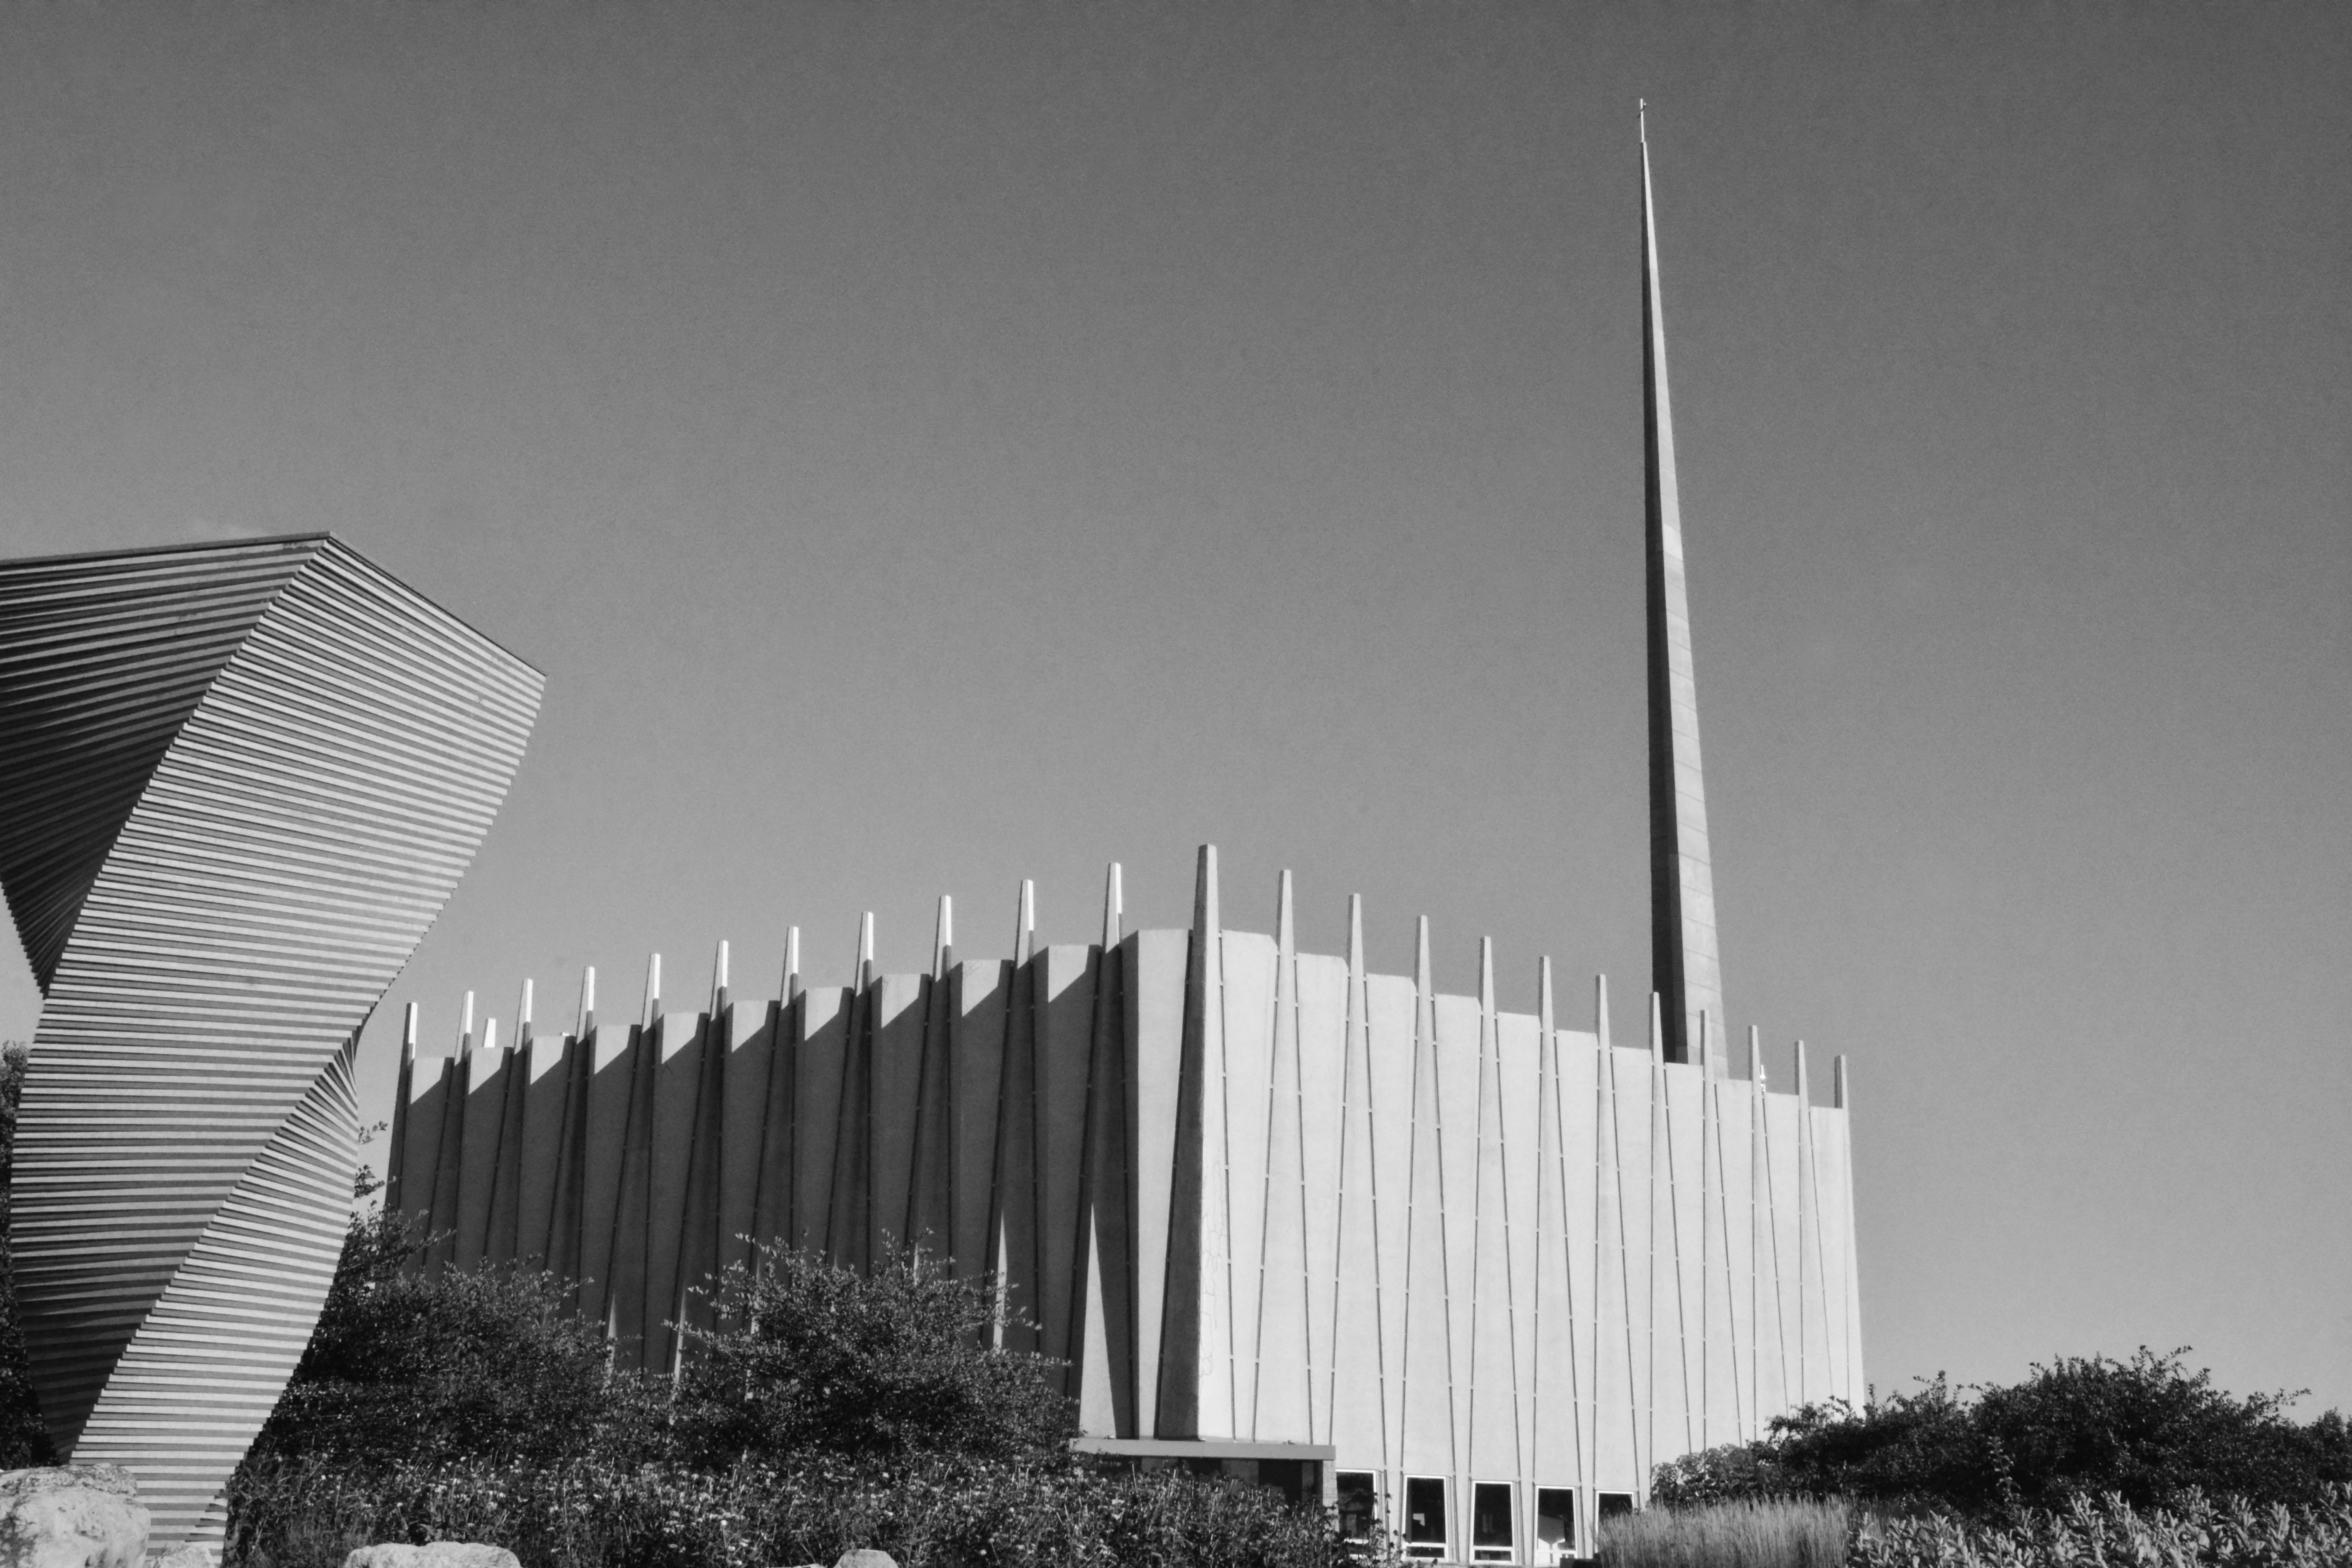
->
[[0, 1466, 151, 1568], [833, 1553, 898, 1568], [146, 1548, 212, 1568], [341, 1547, 519, 1568]]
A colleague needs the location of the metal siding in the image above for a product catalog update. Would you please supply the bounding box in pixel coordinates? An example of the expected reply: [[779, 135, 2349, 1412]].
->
[[0, 537, 540, 1544]]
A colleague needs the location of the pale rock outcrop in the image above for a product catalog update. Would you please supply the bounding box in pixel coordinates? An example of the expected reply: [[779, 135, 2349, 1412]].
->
[[0, 1466, 151, 1568], [341, 1546, 519, 1568]]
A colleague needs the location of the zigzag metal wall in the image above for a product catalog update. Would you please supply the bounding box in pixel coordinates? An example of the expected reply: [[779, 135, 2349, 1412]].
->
[[392, 847, 1862, 1564], [0, 535, 542, 1548]]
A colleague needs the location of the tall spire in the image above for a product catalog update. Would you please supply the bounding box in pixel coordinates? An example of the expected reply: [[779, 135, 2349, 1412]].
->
[[1641, 108, 1724, 1074]]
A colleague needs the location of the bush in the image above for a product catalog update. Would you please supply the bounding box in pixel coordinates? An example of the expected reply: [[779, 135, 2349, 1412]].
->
[[670, 1247, 1071, 1469], [1653, 1382, 1987, 1512], [1851, 1485, 2352, 1567], [247, 1205, 664, 1471], [229, 1452, 1374, 1568], [1969, 1350, 2350, 1512], [1597, 1497, 1849, 1568], [233, 1228, 1364, 1568], [1652, 1350, 2352, 1515]]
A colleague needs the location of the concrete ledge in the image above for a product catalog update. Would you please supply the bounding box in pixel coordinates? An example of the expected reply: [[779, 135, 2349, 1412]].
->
[[1069, 1438, 1336, 1462]]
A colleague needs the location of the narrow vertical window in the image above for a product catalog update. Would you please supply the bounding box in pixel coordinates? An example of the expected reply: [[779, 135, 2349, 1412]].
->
[[1337, 1471, 1379, 1543], [1535, 1488, 1575, 1564], [1472, 1482, 1515, 1561], [1404, 1476, 1448, 1559]]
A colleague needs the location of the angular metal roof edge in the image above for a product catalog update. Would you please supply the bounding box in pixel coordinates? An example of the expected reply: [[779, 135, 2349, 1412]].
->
[[1, 531, 545, 681]]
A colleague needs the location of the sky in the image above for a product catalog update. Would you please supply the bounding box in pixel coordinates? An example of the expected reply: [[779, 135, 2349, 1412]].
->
[[0, 3, 2345, 1412]]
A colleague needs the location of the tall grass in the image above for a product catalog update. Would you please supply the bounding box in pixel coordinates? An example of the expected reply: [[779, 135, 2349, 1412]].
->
[[1850, 1485, 2352, 1567], [1596, 1498, 1851, 1568]]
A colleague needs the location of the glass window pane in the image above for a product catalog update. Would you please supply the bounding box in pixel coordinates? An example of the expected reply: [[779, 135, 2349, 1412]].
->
[[1472, 1482, 1514, 1558], [1536, 1488, 1575, 1564], [1338, 1472, 1379, 1542], [1256, 1459, 1309, 1506], [1406, 1476, 1448, 1552]]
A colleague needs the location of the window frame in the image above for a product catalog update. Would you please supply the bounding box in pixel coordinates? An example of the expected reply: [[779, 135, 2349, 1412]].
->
[[1402, 1475, 1450, 1560], [1534, 1486, 1576, 1564], [1470, 1480, 1516, 1561], [1335, 1470, 1381, 1545]]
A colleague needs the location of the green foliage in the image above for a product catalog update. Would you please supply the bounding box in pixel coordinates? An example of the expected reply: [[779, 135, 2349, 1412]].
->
[[1851, 1485, 2352, 1567], [247, 1206, 665, 1471], [0, 1041, 53, 1466], [1653, 1381, 1991, 1513], [230, 1450, 1374, 1568], [1966, 1352, 2349, 1514], [669, 1247, 1072, 1469], [1596, 1497, 1851, 1568], [233, 1229, 1361, 1568], [1652, 1351, 2352, 1516]]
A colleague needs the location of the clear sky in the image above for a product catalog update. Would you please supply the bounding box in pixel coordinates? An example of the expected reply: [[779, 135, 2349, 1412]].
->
[[1, 4, 2345, 1412]]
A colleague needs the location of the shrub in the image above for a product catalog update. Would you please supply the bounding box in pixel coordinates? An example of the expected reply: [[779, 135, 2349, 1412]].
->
[[229, 1452, 1376, 1568], [669, 1246, 1072, 1469], [1652, 1350, 2352, 1515], [1968, 1350, 2350, 1511], [234, 1229, 1359, 1568], [1851, 1485, 2352, 1567], [247, 1205, 664, 1471], [1653, 1382, 1987, 1512], [1596, 1497, 1849, 1568]]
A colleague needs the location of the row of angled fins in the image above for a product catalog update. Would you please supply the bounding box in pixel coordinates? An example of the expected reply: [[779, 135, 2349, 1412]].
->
[[392, 847, 1863, 1508]]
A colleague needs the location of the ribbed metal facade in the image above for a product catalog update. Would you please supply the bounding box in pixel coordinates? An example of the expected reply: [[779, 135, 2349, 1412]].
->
[[0, 535, 542, 1547]]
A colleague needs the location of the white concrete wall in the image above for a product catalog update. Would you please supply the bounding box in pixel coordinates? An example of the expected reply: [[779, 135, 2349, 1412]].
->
[[392, 848, 1864, 1563]]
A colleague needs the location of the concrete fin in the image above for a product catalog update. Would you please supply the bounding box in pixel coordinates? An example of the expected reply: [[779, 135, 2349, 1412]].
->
[[906, 901, 958, 1256], [1466, 938, 1522, 1481], [1399, 916, 1457, 1476], [1152, 844, 1222, 1436], [1075, 886, 1136, 1436], [1251, 871, 1311, 1439]]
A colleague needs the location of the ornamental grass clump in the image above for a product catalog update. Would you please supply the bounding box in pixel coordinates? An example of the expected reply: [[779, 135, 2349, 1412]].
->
[[1850, 1486, 2352, 1568], [1595, 1497, 1851, 1568]]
